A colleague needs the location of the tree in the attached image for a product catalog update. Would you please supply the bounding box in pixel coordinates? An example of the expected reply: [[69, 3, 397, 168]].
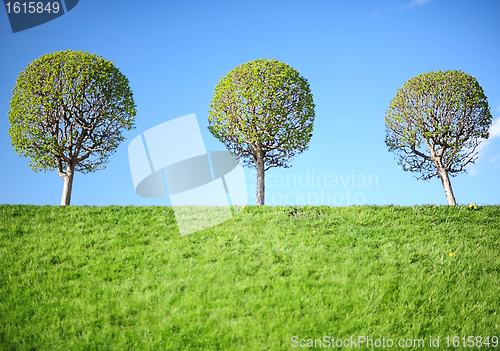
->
[[385, 70, 492, 205], [208, 59, 315, 205], [8, 50, 137, 205]]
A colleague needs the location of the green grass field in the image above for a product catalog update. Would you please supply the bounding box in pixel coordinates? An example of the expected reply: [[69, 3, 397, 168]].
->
[[1, 205, 499, 350]]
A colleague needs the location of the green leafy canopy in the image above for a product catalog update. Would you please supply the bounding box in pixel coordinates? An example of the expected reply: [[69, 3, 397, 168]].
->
[[385, 70, 492, 180], [8, 50, 137, 174], [208, 58, 315, 171]]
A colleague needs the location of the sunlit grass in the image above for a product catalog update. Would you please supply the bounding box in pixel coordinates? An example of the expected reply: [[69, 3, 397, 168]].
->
[[0, 204, 499, 350]]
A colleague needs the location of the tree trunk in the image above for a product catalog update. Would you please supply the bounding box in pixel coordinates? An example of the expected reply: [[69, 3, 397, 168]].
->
[[60, 165, 75, 206], [255, 156, 265, 206], [437, 165, 456, 206]]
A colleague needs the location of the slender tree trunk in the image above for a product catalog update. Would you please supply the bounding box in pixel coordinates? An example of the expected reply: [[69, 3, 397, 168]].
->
[[60, 165, 75, 206], [255, 156, 265, 206], [436, 165, 456, 206]]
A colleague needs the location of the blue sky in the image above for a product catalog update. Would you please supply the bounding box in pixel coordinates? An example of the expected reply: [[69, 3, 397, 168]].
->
[[1, 0, 499, 206]]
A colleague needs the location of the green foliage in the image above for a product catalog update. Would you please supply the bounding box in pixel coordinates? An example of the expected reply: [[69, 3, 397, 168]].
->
[[8, 50, 137, 174], [385, 70, 492, 180], [208, 59, 315, 170], [1, 205, 499, 349]]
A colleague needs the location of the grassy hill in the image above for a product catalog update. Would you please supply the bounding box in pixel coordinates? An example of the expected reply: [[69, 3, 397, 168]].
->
[[1, 205, 499, 350]]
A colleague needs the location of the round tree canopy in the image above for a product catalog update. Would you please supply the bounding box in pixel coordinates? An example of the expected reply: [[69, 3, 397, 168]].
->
[[8, 50, 137, 174], [385, 69, 492, 180], [208, 58, 315, 171]]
